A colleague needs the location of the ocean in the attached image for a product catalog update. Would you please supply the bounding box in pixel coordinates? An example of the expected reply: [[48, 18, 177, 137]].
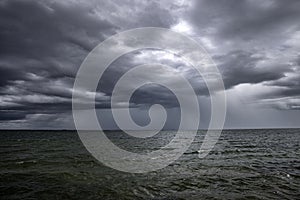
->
[[0, 129, 299, 199]]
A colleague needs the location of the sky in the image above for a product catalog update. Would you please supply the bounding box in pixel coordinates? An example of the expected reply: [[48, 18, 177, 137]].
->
[[0, 0, 300, 129]]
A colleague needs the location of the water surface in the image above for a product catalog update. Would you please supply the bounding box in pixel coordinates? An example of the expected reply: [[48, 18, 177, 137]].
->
[[0, 129, 299, 199]]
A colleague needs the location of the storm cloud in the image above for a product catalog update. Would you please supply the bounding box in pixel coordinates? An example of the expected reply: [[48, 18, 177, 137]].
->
[[0, 0, 299, 129]]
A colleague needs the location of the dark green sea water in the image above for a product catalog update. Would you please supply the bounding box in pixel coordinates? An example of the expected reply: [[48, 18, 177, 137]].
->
[[0, 129, 299, 199]]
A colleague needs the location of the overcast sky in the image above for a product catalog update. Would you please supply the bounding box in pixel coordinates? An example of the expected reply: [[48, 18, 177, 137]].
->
[[0, 0, 300, 129]]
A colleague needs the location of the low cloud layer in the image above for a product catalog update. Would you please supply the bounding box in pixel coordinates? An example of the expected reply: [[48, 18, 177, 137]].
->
[[0, 0, 299, 129]]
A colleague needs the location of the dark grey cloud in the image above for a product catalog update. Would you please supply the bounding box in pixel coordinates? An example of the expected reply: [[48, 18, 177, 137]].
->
[[0, 0, 119, 127], [216, 50, 291, 89], [0, 66, 26, 87], [252, 55, 300, 110], [0, 0, 299, 128], [185, 0, 300, 114], [0, 0, 181, 128], [190, 0, 300, 43], [96, 49, 196, 108], [0, 0, 117, 56], [0, 111, 27, 121], [0, 0, 118, 83]]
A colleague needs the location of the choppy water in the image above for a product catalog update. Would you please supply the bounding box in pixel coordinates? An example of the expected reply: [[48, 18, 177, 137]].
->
[[0, 129, 299, 199]]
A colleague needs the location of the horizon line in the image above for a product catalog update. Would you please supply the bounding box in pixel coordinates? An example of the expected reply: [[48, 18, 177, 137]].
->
[[0, 127, 299, 131]]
